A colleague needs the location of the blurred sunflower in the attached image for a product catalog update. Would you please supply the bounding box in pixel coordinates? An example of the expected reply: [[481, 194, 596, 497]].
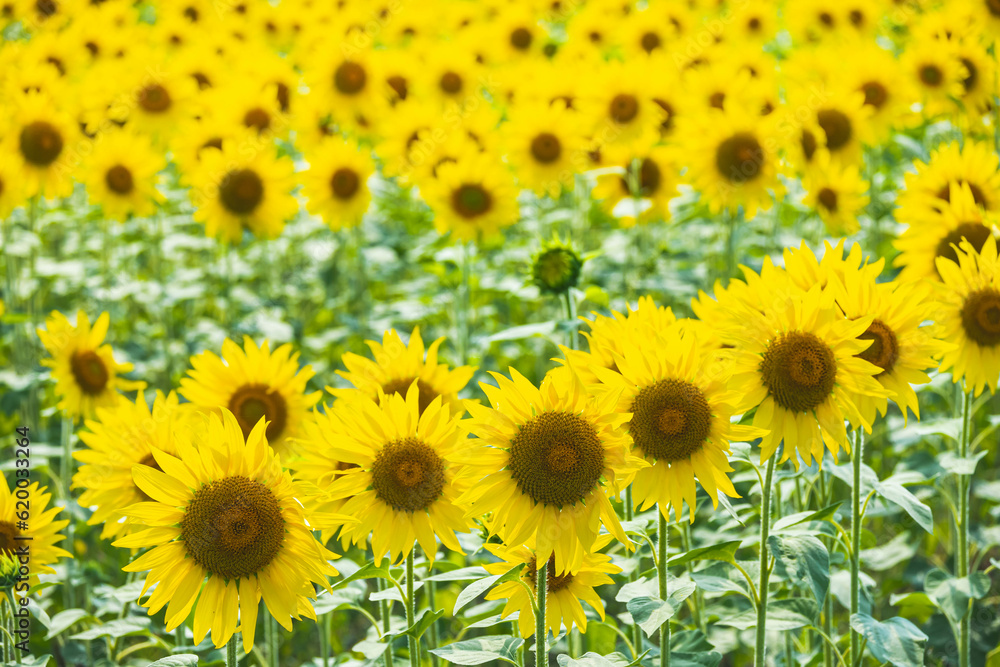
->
[[484, 534, 620, 638], [180, 337, 321, 461], [37, 311, 144, 420], [73, 392, 197, 539], [897, 140, 1000, 220], [593, 323, 756, 519], [903, 37, 966, 117], [580, 61, 662, 152], [112, 410, 340, 653], [593, 147, 678, 226], [422, 151, 519, 242], [301, 138, 374, 231], [297, 386, 470, 565], [935, 235, 1000, 396], [0, 140, 25, 218], [0, 476, 70, 585], [107, 53, 200, 140], [504, 100, 587, 199], [189, 137, 298, 242], [83, 130, 165, 221], [840, 41, 914, 141], [332, 327, 473, 418], [305, 48, 382, 132], [801, 153, 870, 235], [9, 91, 77, 198], [459, 369, 644, 575]]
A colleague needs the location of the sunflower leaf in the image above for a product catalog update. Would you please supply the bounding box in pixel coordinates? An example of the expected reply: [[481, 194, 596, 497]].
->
[[430, 635, 525, 665], [849, 614, 927, 667], [69, 617, 151, 640], [768, 534, 830, 603], [146, 655, 201, 666], [43, 609, 93, 641], [666, 540, 742, 567], [626, 581, 696, 637], [772, 502, 843, 532], [453, 564, 525, 615], [332, 561, 395, 590], [426, 566, 490, 582], [923, 569, 990, 623], [872, 481, 933, 534]]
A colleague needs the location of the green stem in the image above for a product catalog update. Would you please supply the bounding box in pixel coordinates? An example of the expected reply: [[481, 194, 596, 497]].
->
[[61, 416, 76, 610], [175, 626, 184, 649], [320, 613, 331, 667], [658, 507, 670, 667], [563, 289, 577, 351], [682, 521, 704, 632], [784, 632, 794, 667], [353, 224, 369, 336], [458, 241, 471, 365], [406, 551, 418, 667], [958, 388, 973, 667], [850, 429, 864, 665], [268, 614, 279, 667], [226, 634, 239, 667], [818, 471, 834, 667], [379, 576, 394, 667], [625, 486, 641, 653], [536, 559, 547, 667], [754, 456, 777, 667], [426, 560, 440, 667]]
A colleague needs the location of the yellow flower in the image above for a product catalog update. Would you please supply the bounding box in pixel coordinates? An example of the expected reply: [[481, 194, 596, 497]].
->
[[593, 147, 679, 226], [113, 410, 340, 653], [9, 91, 78, 199], [801, 153, 870, 236], [301, 137, 375, 231], [0, 475, 71, 586], [503, 100, 588, 199], [180, 337, 321, 461], [37, 311, 144, 420], [83, 129, 165, 222], [896, 140, 1000, 222], [422, 151, 520, 243]]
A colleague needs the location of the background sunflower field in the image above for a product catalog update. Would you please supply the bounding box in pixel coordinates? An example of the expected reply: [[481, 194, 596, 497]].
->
[[2, 1, 1000, 667]]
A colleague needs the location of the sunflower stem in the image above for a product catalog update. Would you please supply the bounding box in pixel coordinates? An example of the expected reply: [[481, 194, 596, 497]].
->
[[174, 626, 184, 649], [2, 591, 10, 665], [754, 455, 776, 667], [457, 241, 472, 365], [353, 223, 369, 336], [624, 486, 642, 653], [60, 415, 76, 611], [682, 521, 704, 633], [425, 550, 440, 667], [406, 551, 419, 667], [958, 387, 973, 667], [268, 614, 280, 667], [817, 472, 834, 667], [850, 429, 865, 665], [226, 634, 239, 667], [657, 506, 670, 667], [320, 613, 331, 667], [535, 559, 547, 667], [379, 576, 394, 667], [563, 289, 577, 350], [8, 589, 18, 665]]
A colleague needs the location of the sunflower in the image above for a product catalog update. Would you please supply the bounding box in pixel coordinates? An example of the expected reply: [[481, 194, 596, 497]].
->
[[112, 410, 340, 652], [189, 137, 298, 243], [421, 151, 520, 242], [301, 137, 374, 231], [579, 61, 662, 152], [503, 100, 588, 199], [179, 337, 321, 461], [293, 385, 471, 565], [592, 147, 679, 226], [73, 392, 198, 539], [304, 47, 383, 132], [0, 475, 71, 585], [332, 327, 474, 418], [209, 79, 288, 139], [592, 322, 756, 519], [952, 39, 996, 120], [9, 90, 77, 198], [37, 311, 144, 420], [839, 40, 915, 141], [83, 130, 165, 222], [894, 182, 999, 283], [725, 284, 889, 468], [0, 140, 25, 218], [106, 50, 200, 141], [170, 113, 239, 180], [801, 153, 870, 236], [679, 108, 781, 220], [483, 534, 621, 638], [415, 44, 483, 108], [791, 85, 872, 166], [935, 235, 1000, 396], [896, 140, 1000, 220], [903, 37, 966, 118], [458, 368, 644, 575]]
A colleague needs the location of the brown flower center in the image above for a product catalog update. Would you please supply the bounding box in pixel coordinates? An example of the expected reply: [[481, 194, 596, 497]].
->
[[920, 64, 943, 87], [139, 84, 172, 113], [530, 132, 562, 164], [715, 132, 763, 183], [370, 437, 446, 512], [335, 62, 367, 95], [387, 75, 409, 101], [526, 554, 573, 592], [629, 379, 712, 462], [510, 27, 533, 50], [0, 522, 21, 557], [861, 81, 888, 109], [653, 98, 675, 134], [857, 319, 899, 376], [988, 0, 1000, 17], [330, 167, 360, 199], [440, 71, 463, 94], [19, 121, 64, 166], [801, 130, 818, 162], [609, 94, 639, 123], [451, 184, 492, 218], [228, 383, 288, 442], [935, 223, 992, 272], [380, 377, 440, 415], [961, 288, 1000, 347], [219, 169, 264, 215], [641, 31, 661, 52], [105, 165, 134, 194], [760, 331, 837, 413], [817, 109, 851, 151], [243, 107, 271, 133], [936, 181, 987, 207], [960, 58, 978, 93], [71, 350, 109, 395], [817, 187, 838, 212]]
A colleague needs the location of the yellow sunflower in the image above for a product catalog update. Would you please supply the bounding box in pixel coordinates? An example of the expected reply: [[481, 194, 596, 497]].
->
[[903, 37, 967, 118], [579, 61, 663, 153], [0, 140, 26, 218], [37, 311, 144, 420], [458, 368, 645, 575], [332, 327, 474, 418], [896, 140, 1000, 220], [725, 284, 890, 468], [179, 337, 321, 461], [592, 323, 757, 519], [935, 235, 1000, 396], [189, 137, 298, 243], [301, 137, 375, 231], [294, 385, 471, 565], [503, 100, 588, 199], [421, 151, 520, 242], [83, 129, 165, 222], [592, 147, 679, 226], [112, 410, 340, 652], [801, 153, 870, 236], [840, 41, 916, 141], [73, 391, 198, 539], [484, 534, 621, 638], [9, 90, 77, 198], [0, 475, 71, 585]]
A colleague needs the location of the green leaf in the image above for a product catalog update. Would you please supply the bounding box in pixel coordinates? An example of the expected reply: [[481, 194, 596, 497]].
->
[[924, 569, 990, 623], [938, 451, 988, 476], [862, 533, 917, 571], [873, 482, 933, 534], [392, 608, 445, 640], [849, 614, 927, 667], [313, 585, 366, 615], [626, 581, 696, 637], [556, 652, 622, 667], [371, 581, 423, 603], [690, 563, 748, 597], [333, 561, 394, 589], [43, 609, 92, 641], [353, 639, 389, 660], [146, 656, 201, 666], [485, 322, 558, 343], [716, 598, 817, 631], [667, 540, 741, 567], [889, 592, 937, 625], [768, 534, 829, 603], [426, 566, 490, 582], [671, 653, 722, 667], [467, 612, 519, 629], [9, 655, 51, 667], [453, 564, 525, 615], [430, 636, 525, 665], [772, 502, 843, 532], [70, 618, 151, 640]]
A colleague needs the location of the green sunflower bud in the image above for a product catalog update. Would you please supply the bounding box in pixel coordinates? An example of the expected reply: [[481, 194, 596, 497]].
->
[[531, 236, 584, 296]]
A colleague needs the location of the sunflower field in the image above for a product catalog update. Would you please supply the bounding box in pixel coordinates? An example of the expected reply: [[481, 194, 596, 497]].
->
[[3, 1, 1000, 666]]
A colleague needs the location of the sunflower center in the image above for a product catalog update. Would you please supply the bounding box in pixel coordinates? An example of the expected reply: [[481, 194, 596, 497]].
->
[[136, 454, 164, 502], [819, 11, 834, 27], [510, 27, 533, 50], [526, 555, 573, 593], [628, 379, 711, 462], [801, 130, 817, 161], [228, 383, 288, 442], [988, 0, 1000, 17], [934, 222, 992, 270], [0, 522, 20, 558], [380, 377, 440, 415], [609, 94, 639, 123], [508, 411, 604, 508], [530, 132, 562, 163], [70, 350, 109, 395], [715, 132, 763, 183], [139, 84, 172, 113], [920, 65, 943, 87], [387, 75, 409, 101], [641, 31, 661, 52], [849, 9, 863, 26], [440, 71, 463, 94], [709, 91, 726, 109], [243, 107, 271, 133], [219, 169, 264, 215], [960, 58, 978, 93], [36, 0, 56, 17], [817, 187, 838, 212], [653, 98, 674, 133], [370, 437, 446, 512], [817, 109, 851, 151], [335, 62, 367, 94], [330, 167, 360, 199], [936, 181, 987, 207], [451, 184, 492, 218], [181, 476, 284, 580], [19, 121, 64, 166], [856, 319, 899, 376], [961, 288, 1000, 347], [105, 165, 134, 194], [861, 81, 888, 109], [760, 331, 837, 413]]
